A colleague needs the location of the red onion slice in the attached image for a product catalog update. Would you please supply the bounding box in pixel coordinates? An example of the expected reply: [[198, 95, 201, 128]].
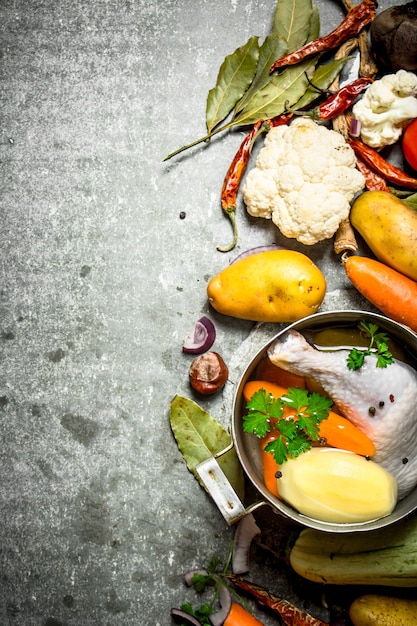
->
[[230, 244, 285, 265], [171, 608, 203, 626], [350, 117, 362, 138], [209, 584, 232, 626], [182, 316, 216, 354], [232, 513, 261, 575], [183, 568, 209, 587]]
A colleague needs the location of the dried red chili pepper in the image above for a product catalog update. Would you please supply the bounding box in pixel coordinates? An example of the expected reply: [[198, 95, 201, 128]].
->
[[218, 120, 263, 252], [270, 0, 377, 72], [267, 112, 294, 128], [229, 576, 329, 626], [354, 153, 390, 191], [348, 136, 417, 189], [308, 77, 373, 121]]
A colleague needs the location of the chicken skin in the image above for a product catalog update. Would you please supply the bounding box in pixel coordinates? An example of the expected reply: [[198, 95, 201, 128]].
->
[[268, 329, 417, 499]]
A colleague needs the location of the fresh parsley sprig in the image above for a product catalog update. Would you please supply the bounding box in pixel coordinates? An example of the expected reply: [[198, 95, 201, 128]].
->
[[243, 387, 332, 465], [347, 320, 394, 371]]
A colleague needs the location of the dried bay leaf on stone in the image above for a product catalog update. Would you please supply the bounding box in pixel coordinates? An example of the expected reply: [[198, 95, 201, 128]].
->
[[271, 0, 316, 51], [233, 34, 289, 117], [206, 36, 260, 134], [293, 56, 351, 111], [170, 395, 245, 501], [233, 57, 316, 127], [234, 0, 320, 118]]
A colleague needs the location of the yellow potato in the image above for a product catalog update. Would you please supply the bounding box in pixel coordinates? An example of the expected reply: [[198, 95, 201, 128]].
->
[[207, 250, 326, 323], [278, 448, 397, 523], [350, 191, 417, 281], [349, 594, 417, 626]]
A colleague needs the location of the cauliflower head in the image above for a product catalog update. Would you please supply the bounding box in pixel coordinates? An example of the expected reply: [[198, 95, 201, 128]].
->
[[242, 117, 365, 245], [352, 69, 417, 148]]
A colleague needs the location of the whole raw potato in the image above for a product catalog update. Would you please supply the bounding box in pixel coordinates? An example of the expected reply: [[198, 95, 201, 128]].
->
[[349, 594, 417, 626], [350, 191, 417, 281], [207, 249, 326, 322]]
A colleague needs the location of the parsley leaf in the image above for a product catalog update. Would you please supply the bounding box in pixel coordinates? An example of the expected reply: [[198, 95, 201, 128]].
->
[[180, 601, 212, 625], [347, 320, 394, 370], [243, 387, 332, 464]]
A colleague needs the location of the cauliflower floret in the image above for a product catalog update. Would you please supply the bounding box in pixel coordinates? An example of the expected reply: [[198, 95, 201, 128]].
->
[[242, 117, 365, 245], [352, 69, 417, 148], [272, 183, 351, 246], [243, 168, 276, 219]]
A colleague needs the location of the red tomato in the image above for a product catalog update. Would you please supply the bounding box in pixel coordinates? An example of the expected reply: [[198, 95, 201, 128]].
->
[[403, 118, 417, 171]]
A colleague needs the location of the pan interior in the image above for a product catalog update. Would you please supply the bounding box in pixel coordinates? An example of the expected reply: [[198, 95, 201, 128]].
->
[[232, 310, 417, 533]]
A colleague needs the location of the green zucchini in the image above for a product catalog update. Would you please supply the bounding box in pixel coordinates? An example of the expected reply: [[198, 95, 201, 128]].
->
[[289, 515, 417, 587]]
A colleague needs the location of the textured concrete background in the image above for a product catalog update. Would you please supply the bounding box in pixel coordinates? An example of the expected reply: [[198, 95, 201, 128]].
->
[[0, 0, 400, 624]]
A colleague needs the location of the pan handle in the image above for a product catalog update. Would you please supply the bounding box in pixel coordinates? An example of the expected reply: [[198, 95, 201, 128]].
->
[[196, 454, 266, 525]]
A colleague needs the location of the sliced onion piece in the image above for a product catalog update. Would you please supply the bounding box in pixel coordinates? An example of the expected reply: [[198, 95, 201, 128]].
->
[[230, 244, 284, 265], [209, 584, 232, 626], [183, 568, 209, 587], [171, 607, 203, 625], [183, 316, 216, 354], [350, 117, 362, 138], [232, 513, 261, 575]]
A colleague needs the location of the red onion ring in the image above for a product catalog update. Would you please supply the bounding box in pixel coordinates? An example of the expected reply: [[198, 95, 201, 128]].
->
[[182, 316, 216, 354], [183, 568, 209, 587], [209, 584, 232, 626], [171, 608, 203, 625], [232, 513, 261, 575], [350, 117, 362, 138], [230, 244, 285, 265]]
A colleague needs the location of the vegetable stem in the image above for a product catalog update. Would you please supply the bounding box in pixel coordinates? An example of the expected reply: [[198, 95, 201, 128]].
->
[[163, 122, 235, 162]]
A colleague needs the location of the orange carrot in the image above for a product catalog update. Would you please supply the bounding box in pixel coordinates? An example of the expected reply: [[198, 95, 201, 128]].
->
[[345, 255, 417, 333], [243, 381, 376, 457], [259, 434, 280, 497], [224, 601, 266, 626], [254, 357, 306, 388]]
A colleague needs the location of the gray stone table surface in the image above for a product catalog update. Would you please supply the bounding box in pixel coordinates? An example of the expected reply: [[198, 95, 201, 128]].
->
[[0, 0, 404, 624]]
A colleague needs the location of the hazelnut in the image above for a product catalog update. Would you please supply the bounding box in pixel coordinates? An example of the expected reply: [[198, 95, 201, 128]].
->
[[189, 351, 228, 395]]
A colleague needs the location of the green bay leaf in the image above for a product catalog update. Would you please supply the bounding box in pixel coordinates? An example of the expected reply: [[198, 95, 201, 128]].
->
[[271, 0, 314, 51], [293, 56, 351, 111], [206, 36, 260, 134], [233, 57, 316, 126], [403, 192, 417, 211], [234, 34, 288, 116], [169, 395, 245, 501]]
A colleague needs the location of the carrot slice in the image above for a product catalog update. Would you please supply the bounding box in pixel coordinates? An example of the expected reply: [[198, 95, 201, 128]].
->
[[345, 255, 417, 333], [259, 434, 280, 497], [224, 601, 265, 626], [243, 380, 376, 458]]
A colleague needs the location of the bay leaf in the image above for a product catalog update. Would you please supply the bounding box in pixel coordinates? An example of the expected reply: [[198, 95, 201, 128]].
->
[[206, 36, 260, 134], [271, 0, 314, 51], [232, 57, 316, 127], [169, 395, 245, 501], [293, 56, 351, 111], [307, 5, 321, 42], [403, 192, 417, 211], [233, 34, 288, 117]]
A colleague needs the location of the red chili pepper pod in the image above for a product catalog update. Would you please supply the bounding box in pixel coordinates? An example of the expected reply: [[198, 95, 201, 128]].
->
[[217, 119, 263, 252], [313, 77, 373, 121], [348, 136, 417, 189], [270, 0, 377, 72]]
